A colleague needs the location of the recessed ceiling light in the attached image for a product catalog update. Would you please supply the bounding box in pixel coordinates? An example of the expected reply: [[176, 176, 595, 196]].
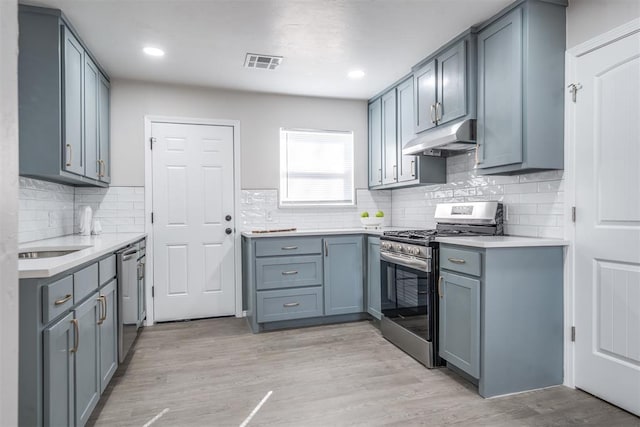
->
[[143, 47, 165, 57], [348, 70, 365, 79]]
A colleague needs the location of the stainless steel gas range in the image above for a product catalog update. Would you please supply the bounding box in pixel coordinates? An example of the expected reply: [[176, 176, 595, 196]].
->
[[379, 201, 503, 368]]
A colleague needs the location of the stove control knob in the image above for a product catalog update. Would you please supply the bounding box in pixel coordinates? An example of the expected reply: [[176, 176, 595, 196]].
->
[[381, 242, 391, 250], [410, 247, 421, 256], [394, 244, 403, 252]]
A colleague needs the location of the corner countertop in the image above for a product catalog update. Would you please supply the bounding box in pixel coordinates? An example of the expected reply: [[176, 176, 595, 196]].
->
[[435, 235, 568, 248], [240, 227, 404, 239], [19, 233, 147, 279]]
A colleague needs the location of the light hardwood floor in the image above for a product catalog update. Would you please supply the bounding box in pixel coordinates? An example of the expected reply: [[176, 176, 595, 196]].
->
[[89, 318, 640, 427]]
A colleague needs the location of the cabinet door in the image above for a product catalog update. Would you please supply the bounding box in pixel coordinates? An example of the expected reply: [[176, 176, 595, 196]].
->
[[324, 236, 364, 316], [437, 40, 467, 126], [74, 293, 101, 427], [477, 8, 523, 169], [381, 89, 397, 185], [43, 312, 75, 427], [414, 59, 437, 133], [62, 26, 85, 176], [439, 271, 480, 379], [99, 280, 118, 393], [368, 99, 383, 187], [84, 56, 100, 180], [366, 237, 382, 319], [98, 74, 111, 184], [396, 78, 417, 182]]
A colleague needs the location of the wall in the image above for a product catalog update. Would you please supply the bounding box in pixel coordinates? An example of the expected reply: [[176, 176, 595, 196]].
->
[[392, 152, 564, 238], [566, 0, 640, 48], [0, 0, 19, 424], [110, 79, 368, 189]]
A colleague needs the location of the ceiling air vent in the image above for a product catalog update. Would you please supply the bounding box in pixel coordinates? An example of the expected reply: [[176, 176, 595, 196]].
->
[[244, 53, 283, 70]]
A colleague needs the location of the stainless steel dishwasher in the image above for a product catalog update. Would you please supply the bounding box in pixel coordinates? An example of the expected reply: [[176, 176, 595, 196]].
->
[[117, 242, 141, 362]]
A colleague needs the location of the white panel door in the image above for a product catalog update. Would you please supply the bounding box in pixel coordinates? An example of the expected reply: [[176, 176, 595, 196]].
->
[[574, 31, 640, 416], [152, 122, 236, 321]]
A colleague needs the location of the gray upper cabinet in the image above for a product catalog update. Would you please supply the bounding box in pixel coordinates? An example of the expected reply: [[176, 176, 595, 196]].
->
[[18, 5, 110, 187], [323, 236, 364, 316], [397, 78, 417, 183], [437, 41, 467, 126], [63, 27, 85, 176], [414, 60, 437, 133], [382, 90, 398, 185], [368, 99, 383, 187], [476, 0, 566, 174], [369, 77, 446, 190], [43, 312, 75, 427]]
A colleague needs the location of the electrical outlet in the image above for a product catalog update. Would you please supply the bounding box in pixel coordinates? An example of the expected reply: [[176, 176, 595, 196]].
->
[[266, 210, 273, 222]]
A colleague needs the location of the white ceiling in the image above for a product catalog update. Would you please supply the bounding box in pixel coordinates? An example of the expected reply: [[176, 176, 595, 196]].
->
[[22, 0, 514, 100]]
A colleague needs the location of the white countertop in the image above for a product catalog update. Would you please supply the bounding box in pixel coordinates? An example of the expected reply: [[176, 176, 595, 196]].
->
[[19, 233, 147, 279], [241, 227, 404, 238], [435, 235, 568, 248]]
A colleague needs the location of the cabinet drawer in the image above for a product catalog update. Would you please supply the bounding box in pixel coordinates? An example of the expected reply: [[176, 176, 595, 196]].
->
[[42, 276, 74, 323], [257, 287, 323, 323], [99, 255, 116, 286], [440, 246, 482, 276], [256, 256, 322, 290], [255, 237, 322, 257], [74, 263, 99, 303]]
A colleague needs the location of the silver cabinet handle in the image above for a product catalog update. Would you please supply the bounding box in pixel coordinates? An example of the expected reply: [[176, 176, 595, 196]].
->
[[66, 144, 72, 166], [99, 159, 106, 177], [70, 319, 79, 353], [281, 270, 298, 276], [430, 104, 436, 124], [96, 160, 101, 177], [438, 276, 444, 299], [54, 294, 72, 305], [410, 160, 416, 178], [378, 168, 382, 183], [283, 302, 300, 308], [448, 257, 466, 264], [281, 246, 298, 250], [436, 102, 442, 122], [392, 164, 397, 181], [324, 240, 328, 257]]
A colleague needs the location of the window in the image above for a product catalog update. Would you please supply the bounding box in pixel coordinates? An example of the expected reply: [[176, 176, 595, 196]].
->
[[279, 128, 355, 207]]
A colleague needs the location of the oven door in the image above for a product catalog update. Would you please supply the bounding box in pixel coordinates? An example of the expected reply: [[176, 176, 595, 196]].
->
[[380, 252, 435, 343]]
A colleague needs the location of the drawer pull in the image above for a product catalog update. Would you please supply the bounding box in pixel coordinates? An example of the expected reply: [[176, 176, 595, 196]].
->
[[281, 246, 298, 250], [54, 294, 72, 305], [448, 257, 466, 264], [70, 319, 79, 353], [281, 270, 299, 276], [283, 302, 300, 308]]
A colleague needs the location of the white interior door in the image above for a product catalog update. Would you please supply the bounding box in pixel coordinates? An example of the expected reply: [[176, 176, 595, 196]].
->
[[152, 122, 236, 322], [574, 31, 640, 416]]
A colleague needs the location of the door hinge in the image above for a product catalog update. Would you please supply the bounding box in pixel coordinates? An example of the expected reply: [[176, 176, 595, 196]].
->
[[151, 286, 155, 298], [571, 326, 576, 342], [568, 83, 582, 103], [150, 137, 156, 150], [151, 212, 154, 224], [571, 206, 576, 223]]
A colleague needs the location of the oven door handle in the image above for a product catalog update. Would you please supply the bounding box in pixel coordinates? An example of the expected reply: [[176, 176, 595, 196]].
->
[[380, 252, 430, 273]]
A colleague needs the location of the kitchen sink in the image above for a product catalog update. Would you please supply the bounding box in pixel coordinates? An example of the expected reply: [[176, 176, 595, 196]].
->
[[19, 246, 91, 259]]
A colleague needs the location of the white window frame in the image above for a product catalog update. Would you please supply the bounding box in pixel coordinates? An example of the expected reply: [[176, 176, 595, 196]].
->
[[279, 128, 355, 207]]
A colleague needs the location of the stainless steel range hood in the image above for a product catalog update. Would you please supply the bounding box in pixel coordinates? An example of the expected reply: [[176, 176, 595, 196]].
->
[[402, 119, 476, 156]]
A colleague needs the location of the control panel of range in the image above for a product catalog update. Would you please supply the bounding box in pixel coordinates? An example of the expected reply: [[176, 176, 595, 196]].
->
[[380, 240, 432, 259]]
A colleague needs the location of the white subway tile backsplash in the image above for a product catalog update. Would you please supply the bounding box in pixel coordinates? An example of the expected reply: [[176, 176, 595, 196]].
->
[[18, 177, 145, 243], [391, 152, 566, 238]]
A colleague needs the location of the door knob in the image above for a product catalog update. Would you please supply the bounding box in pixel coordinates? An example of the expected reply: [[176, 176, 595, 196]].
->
[[225, 228, 233, 235], [225, 215, 232, 221]]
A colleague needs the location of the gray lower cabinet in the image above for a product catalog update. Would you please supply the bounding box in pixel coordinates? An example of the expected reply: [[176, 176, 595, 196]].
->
[[74, 293, 101, 427], [43, 312, 75, 427], [323, 236, 364, 316], [366, 237, 381, 319], [476, 0, 566, 174], [20, 252, 120, 426], [438, 243, 564, 397], [244, 234, 372, 332], [438, 271, 480, 379], [18, 5, 110, 187]]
